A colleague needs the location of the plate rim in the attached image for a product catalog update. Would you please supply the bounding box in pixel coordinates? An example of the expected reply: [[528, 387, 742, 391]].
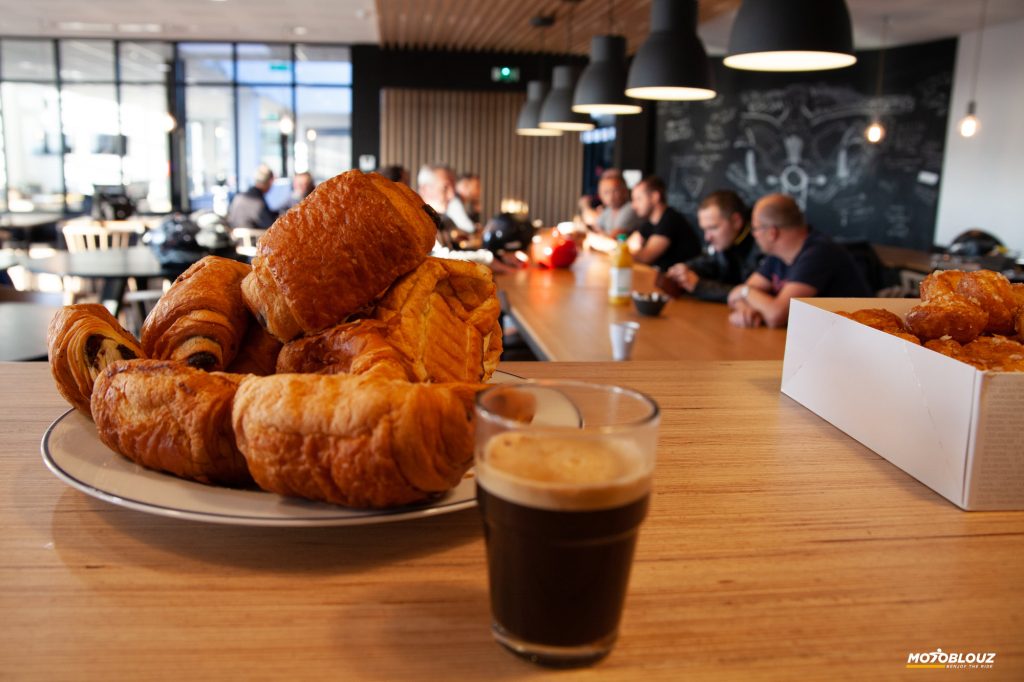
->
[[40, 409, 479, 527], [39, 369, 527, 527]]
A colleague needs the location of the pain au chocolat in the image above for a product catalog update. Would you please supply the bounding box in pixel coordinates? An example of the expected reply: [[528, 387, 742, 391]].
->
[[141, 255, 253, 371], [91, 360, 252, 486], [232, 373, 479, 508], [241, 170, 438, 342], [47, 303, 144, 418]]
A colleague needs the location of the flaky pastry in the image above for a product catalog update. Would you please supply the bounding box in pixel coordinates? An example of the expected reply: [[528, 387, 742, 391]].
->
[[47, 303, 144, 418], [91, 360, 252, 486], [241, 170, 437, 341], [141, 256, 253, 371], [232, 373, 479, 508]]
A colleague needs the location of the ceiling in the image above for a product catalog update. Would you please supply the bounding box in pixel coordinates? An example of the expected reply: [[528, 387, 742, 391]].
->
[[2, 0, 1024, 54]]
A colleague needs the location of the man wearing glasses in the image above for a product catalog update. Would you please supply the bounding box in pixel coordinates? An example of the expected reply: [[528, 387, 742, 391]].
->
[[727, 193, 872, 328]]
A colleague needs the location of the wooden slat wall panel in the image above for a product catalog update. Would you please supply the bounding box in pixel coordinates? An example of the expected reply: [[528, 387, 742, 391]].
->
[[380, 88, 582, 226], [375, 0, 742, 55]]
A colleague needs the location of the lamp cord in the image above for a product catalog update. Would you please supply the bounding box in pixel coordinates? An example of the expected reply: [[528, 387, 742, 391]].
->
[[969, 0, 989, 103], [874, 16, 888, 99]]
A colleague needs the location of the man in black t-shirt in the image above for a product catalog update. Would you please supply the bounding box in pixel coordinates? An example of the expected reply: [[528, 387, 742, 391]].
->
[[629, 176, 702, 272], [727, 194, 872, 328], [663, 190, 761, 303]]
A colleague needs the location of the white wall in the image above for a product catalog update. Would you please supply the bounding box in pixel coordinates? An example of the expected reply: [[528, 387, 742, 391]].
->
[[936, 17, 1024, 254]]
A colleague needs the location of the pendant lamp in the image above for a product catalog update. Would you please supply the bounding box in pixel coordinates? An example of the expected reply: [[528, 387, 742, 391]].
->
[[516, 80, 563, 136], [625, 0, 715, 101], [864, 16, 888, 144], [539, 2, 595, 131], [958, 0, 989, 139], [724, 0, 856, 72], [540, 65, 596, 131], [573, 35, 642, 115]]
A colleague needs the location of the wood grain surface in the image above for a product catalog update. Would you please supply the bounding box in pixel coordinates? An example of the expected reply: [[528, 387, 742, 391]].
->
[[496, 251, 788, 361], [2, 361, 1021, 680]]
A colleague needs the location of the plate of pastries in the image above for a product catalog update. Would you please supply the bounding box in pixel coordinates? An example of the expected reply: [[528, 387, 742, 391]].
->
[[838, 269, 1024, 371], [42, 170, 513, 526]]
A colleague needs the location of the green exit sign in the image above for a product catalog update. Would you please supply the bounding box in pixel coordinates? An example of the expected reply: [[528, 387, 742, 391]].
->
[[491, 66, 520, 83], [270, 62, 289, 71]]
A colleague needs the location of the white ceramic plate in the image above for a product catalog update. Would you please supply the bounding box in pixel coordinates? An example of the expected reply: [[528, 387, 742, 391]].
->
[[41, 370, 580, 527]]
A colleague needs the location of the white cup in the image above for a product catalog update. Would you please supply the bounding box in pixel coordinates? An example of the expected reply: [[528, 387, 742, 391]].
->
[[609, 321, 640, 361]]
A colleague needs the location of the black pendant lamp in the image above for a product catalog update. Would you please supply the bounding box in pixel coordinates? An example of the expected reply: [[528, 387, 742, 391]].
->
[[626, 0, 715, 101], [540, 65, 595, 131], [724, 0, 856, 72], [516, 80, 563, 136], [573, 35, 642, 115]]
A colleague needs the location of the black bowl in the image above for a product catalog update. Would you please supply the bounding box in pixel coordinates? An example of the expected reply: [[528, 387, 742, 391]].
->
[[632, 292, 669, 317]]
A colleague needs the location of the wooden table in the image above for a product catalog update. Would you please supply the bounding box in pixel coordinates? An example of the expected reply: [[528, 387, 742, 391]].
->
[[496, 252, 787, 361], [0, 302, 62, 361], [21, 246, 168, 315], [2, 361, 1021, 679]]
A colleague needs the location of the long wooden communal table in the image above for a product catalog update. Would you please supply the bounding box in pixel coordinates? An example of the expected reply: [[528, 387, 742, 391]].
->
[[495, 251, 787, 361], [2, 361, 1022, 679]]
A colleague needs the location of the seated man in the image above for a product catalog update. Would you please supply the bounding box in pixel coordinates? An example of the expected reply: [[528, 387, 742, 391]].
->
[[578, 170, 643, 237], [727, 194, 872, 328], [663, 190, 761, 303], [226, 164, 278, 229], [629, 175, 702, 272]]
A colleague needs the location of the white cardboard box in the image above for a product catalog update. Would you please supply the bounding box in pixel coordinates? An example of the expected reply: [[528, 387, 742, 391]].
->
[[782, 298, 1024, 511]]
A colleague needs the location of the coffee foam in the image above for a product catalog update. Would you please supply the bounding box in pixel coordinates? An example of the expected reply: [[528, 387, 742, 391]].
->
[[476, 432, 651, 511]]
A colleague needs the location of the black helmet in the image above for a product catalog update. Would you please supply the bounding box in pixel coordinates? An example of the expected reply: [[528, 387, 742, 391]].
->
[[948, 229, 1005, 258], [482, 213, 534, 254], [144, 211, 237, 269]]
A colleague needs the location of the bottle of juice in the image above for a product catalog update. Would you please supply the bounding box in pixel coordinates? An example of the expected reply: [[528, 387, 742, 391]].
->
[[608, 234, 633, 305]]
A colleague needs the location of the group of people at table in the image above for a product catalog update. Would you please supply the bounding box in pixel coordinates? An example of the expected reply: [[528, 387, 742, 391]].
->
[[579, 169, 872, 328], [216, 161, 874, 331]]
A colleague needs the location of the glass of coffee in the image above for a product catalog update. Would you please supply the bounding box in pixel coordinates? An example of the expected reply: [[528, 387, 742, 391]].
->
[[474, 381, 659, 667]]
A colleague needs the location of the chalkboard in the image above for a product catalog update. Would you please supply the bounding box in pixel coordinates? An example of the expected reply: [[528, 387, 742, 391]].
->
[[655, 39, 955, 251]]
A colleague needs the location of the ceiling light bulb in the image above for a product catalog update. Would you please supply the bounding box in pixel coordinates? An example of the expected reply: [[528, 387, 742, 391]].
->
[[164, 113, 177, 133], [279, 116, 295, 136], [865, 121, 885, 143], [959, 100, 979, 138], [306, 129, 317, 142], [959, 114, 979, 138]]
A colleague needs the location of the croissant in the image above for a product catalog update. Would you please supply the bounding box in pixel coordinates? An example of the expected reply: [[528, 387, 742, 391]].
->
[[232, 373, 479, 508], [906, 293, 988, 344], [91, 360, 252, 486], [371, 257, 503, 383], [919, 270, 965, 301], [226, 322, 283, 376], [47, 303, 144, 417], [141, 256, 252, 371], [241, 170, 438, 342], [275, 319, 413, 381]]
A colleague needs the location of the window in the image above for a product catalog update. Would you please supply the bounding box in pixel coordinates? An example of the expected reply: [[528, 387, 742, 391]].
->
[[0, 38, 352, 216], [1, 83, 64, 212]]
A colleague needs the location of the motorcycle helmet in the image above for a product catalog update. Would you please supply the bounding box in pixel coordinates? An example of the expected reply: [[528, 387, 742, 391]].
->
[[144, 211, 239, 270], [947, 230, 1005, 258], [482, 213, 535, 254]]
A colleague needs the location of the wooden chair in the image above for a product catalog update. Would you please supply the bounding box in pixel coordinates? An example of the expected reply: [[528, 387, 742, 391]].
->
[[62, 221, 132, 253]]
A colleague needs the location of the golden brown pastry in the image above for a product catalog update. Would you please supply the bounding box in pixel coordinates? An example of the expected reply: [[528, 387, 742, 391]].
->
[[371, 257, 503, 383], [141, 256, 252, 371], [232, 373, 479, 508], [91, 360, 252, 486], [906, 294, 988, 344], [47, 303, 144, 417], [241, 170, 438, 342], [226, 322, 283, 376], [275, 319, 413, 381], [963, 336, 1024, 371], [924, 338, 971, 363], [955, 270, 1017, 335], [837, 309, 920, 344], [920, 270, 965, 301]]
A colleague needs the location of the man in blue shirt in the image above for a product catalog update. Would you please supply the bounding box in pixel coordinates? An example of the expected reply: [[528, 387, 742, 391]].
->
[[727, 193, 872, 328]]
